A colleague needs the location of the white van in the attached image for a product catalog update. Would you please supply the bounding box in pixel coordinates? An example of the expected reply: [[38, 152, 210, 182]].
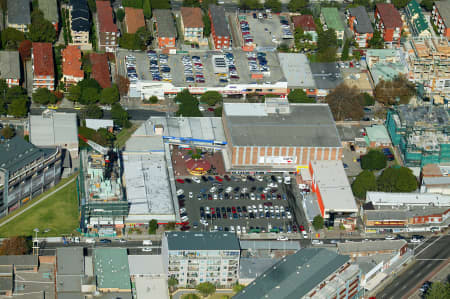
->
[[85, 238, 95, 244], [143, 240, 152, 246]]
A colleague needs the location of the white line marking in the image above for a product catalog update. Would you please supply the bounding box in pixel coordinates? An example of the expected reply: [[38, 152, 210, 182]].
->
[[415, 235, 444, 257]]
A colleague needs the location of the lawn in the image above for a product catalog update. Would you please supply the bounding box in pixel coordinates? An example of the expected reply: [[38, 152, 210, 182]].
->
[[0, 178, 80, 238], [114, 124, 138, 149]]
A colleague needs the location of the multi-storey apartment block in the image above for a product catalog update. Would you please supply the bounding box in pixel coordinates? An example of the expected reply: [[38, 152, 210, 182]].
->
[[346, 6, 374, 47], [321, 7, 345, 41], [406, 0, 431, 38], [69, 0, 91, 47], [432, 1, 450, 38], [96, 1, 118, 52], [0, 51, 21, 87], [32, 42, 55, 91], [209, 5, 231, 50], [153, 9, 177, 49], [162, 232, 240, 287], [375, 3, 403, 45], [180, 7, 204, 43], [62, 45, 84, 87]]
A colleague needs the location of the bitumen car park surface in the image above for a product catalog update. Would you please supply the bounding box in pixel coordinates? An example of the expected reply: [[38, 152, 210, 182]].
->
[[175, 175, 301, 234], [240, 13, 293, 48]]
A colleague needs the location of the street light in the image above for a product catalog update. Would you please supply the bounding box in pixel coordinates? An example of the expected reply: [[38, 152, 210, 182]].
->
[[33, 228, 40, 241]]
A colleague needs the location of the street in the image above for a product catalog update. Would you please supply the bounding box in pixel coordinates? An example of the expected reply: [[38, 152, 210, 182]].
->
[[30, 107, 165, 120]]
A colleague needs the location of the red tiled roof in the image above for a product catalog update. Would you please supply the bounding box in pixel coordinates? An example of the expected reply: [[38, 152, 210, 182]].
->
[[62, 46, 84, 79], [90, 53, 111, 88], [124, 7, 145, 34], [376, 3, 402, 29], [96, 1, 117, 33], [32, 42, 54, 77], [181, 7, 204, 28], [292, 15, 316, 32]]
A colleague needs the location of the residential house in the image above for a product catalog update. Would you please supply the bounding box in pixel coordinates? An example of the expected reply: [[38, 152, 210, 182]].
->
[[6, 0, 30, 32], [405, 0, 431, 37], [32, 42, 55, 91], [375, 3, 402, 45], [153, 9, 177, 49], [0, 51, 21, 87], [96, 1, 118, 52], [347, 6, 374, 47], [321, 7, 345, 41], [180, 7, 204, 43], [69, 0, 91, 47], [432, 1, 450, 38], [291, 15, 317, 42], [124, 7, 145, 34], [209, 5, 231, 50], [38, 0, 59, 32], [90, 53, 111, 88], [62, 45, 84, 87]]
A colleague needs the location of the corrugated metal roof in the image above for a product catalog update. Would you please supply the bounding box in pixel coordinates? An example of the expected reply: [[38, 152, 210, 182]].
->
[[30, 111, 78, 147], [166, 232, 240, 251], [338, 240, 407, 255]]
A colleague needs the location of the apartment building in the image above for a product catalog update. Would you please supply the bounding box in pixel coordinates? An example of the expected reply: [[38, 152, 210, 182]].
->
[[292, 15, 317, 42], [0, 136, 62, 217], [96, 1, 118, 52], [209, 5, 231, 50], [62, 45, 84, 87], [6, 0, 30, 32], [0, 51, 21, 87], [406, 0, 431, 38], [153, 10, 177, 49], [69, 0, 91, 47], [432, 1, 450, 38], [346, 6, 373, 47], [375, 3, 402, 45], [124, 7, 145, 34], [321, 7, 345, 41], [32, 42, 55, 91], [38, 0, 59, 31], [162, 232, 240, 287], [180, 7, 204, 43]]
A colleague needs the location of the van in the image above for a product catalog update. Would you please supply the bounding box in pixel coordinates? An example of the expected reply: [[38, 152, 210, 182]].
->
[[143, 240, 152, 246], [85, 238, 95, 244]]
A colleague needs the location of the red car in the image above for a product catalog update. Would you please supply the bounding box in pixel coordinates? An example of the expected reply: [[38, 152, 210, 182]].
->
[[215, 176, 223, 182], [176, 179, 185, 184], [208, 108, 215, 112], [224, 175, 231, 181], [300, 225, 305, 231], [232, 206, 237, 213], [211, 208, 215, 214], [180, 225, 190, 231], [261, 194, 266, 200]]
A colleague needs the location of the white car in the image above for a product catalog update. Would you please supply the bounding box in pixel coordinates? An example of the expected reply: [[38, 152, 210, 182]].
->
[[180, 208, 186, 213], [277, 176, 283, 183], [284, 176, 291, 184], [385, 235, 395, 240], [230, 226, 235, 232], [85, 238, 95, 244], [213, 194, 218, 200], [236, 226, 241, 234], [286, 211, 292, 219], [268, 182, 278, 188], [311, 239, 323, 245], [192, 177, 201, 183], [210, 186, 217, 193], [181, 216, 189, 222], [250, 193, 256, 200], [226, 187, 233, 193], [258, 204, 263, 212], [142, 247, 152, 252], [176, 189, 184, 196], [411, 238, 422, 243], [302, 231, 308, 239], [189, 192, 193, 199], [256, 176, 264, 182], [277, 235, 288, 241]]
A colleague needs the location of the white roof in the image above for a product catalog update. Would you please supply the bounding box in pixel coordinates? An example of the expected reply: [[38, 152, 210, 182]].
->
[[30, 111, 78, 147], [366, 192, 450, 206], [85, 119, 113, 131], [128, 255, 165, 276], [223, 103, 267, 116], [311, 160, 358, 214], [278, 53, 315, 88], [135, 277, 169, 299]]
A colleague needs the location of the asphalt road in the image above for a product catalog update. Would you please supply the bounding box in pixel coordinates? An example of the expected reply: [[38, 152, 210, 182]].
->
[[377, 235, 450, 299], [30, 108, 165, 121]]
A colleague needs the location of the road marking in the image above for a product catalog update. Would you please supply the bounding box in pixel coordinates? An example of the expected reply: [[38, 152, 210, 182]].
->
[[416, 259, 448, 261], [415, 235, 444, 257]]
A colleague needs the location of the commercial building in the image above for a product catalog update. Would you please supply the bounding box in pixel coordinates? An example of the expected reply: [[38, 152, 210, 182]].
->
[[291, 15, 317, 42], [90, 53, 111, 88], [124, 7, 145, 34], [32, 42, 55, 91], [338, 240, 408, 258], [93, 248, 131, 293], [0, 136, 61, 217], [320, 7, 345, 41], [69, 0, 91, 47], [180, 7, 204, 44], [234, 248, 362, 299], [96, 1, 118, 52], [310, 62, 343, 97], [0, 51, 21, 87], [0, 255, 38, 272], [38, 0, 59, 31], [278, 53, 315, 91], [6, 0, 30, 32], [209, 5, 231, 50], [366, 191, 450, 207], [128, 255, 169, 299], [432, 1, 450, 38], [386, 105, 450, 166], [405, 0, 431, 38], [162, 232, 240, 287], [346, 6, 373, 47], [337, 123, 367, 153], [62, 45, 84, 87], [364, 125, 391, 148], [238, 258, 280, 286], [421, 175, 450, 195], [222, 101, 342, 173], [56, 247, 84, 295], [153, 10, 177, 49], [375, 3, 402, 45]]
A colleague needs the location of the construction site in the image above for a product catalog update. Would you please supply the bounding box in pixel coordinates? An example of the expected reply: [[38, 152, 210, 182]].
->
[[386, 105, 450, 167]]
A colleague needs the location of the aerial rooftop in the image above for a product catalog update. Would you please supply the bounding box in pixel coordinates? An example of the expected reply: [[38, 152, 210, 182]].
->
[[165, 232, 240, 251], [93, 248, 131, 291]]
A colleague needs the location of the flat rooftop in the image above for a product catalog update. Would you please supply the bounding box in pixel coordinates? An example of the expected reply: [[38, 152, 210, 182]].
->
[[166, 232, 240, 251], [366, 191, 450, 206], [128, 255, 165, 276], [338, 239, 407, 255], [30, 111, 78, 147], [93, 248, 131, 291], [278, 53, 315, 89], [223, 103, 341, 147]]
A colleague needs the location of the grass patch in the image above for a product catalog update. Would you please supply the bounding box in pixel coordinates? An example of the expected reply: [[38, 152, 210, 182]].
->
[[114, 124, 138, 149], [0, 177, 80, 238]]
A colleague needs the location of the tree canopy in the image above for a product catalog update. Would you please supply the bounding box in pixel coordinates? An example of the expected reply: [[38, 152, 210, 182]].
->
[[0, 237, 30, 255], [116, 9, 125, 22], [326, 84, 364, 121], [117, 76, 130, 96], [420, 0, 434, 11], [111, 103, 131, 128], [374, 76, 415, 105], [369, 30, 384, 49], [1, 126, 15, 139], [28, 10, 57, 43], [317, 28, 338, 62], [120, 27, 151, 50], [67, 85, 82, 102], [175, 89, 202, 117], [425, 282, 450, 299], [148, 219, 158, 234], [312, 215, 324, 230], [196, 282, 216, 297], [151, 0, 171, 9], [18, 40, 33, 62], [8, 99, 28, 117], [352, 170, 377, 198], [32, 88, 58, 105], [287, 89, 315, 103], [1, 28, 25, 50], [143, 0, 152, 19], [239, 0, 262, 10], [288, 0, 309, 12], [100, 85, 120, 105], [200, 91, 222, 106], [80, 87, 100, 105], [264, 0, 282, 12], [377, 167, 418, 193], [361, 150, 387, 170], [392, 0, 409, 9], [86, 104, 103, 119]]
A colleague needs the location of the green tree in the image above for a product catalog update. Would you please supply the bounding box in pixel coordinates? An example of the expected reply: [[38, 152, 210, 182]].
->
[[78, 78, 102, 92], [341, 38, 351, 61], [87, 0, 96, 12], [168, 277, 179, 288], [5, 86, 27, 104], [149, 96, 158, 103], [196, 282, 216, 297], [181, 294, 200, 299], [361, 150, 387, 170], [116, 9, 125, 22], [264, 0, 282, 12], [1, 126, 15, 139], [203, 14, 211, 36], [100, 85, 119, 105], [200, 91, 222, 106], [233, 284, 246, 293], [317, 28, 337, 62], [392, 0, 408, 9], [86, 104, 103, 119], [151, 0, 171, 9], [80, 87, 100, 105], [287, 89, 315, 103], [175, 89, 202, 117], [426, 282, 450, 299], [326, 84, 364, 121], [32, 88, 57, 105], [111, 103, 131, 128], [352, 170, 377, 198], [143, 0, 152, 19], [239, 0, 262, 10], [361, 92, 375, 106], [288, 0, 309, 12], [420, 0, 434, 11], [8, 99, 28, 117], [377, 167, 418, 193], [1, 28, 25, 50], [0, 100, 7, 115], [148, 219, 158, 234], [312, 215, 324, 230], [182, 0, 201, 7], [67, 85, 82, 102], [28, 10, 57, 43], [374, 75, 415, 105], [213, 106, 223, 117], [369, 30, 384, 49]]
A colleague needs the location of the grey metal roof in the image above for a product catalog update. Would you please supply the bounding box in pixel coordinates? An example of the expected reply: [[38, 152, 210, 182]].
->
[[310, 62, 343, 90], [57, 247, 84, 275], [337, 124, 364, 142], [365, 210, 407, 221], [233, 248, 350, 299], [128, 255, 165, 276], [423, 176, 450, 186], [0, 255, 38, 266], [153, 9, 177, 38], [30, 111, 78, 148], [239, 258, 280, 279], [0, 266, 13, 292], [209, 5, 230, 37], [240, 240, 301, 251], [278, 53, 315, 89], [7, 0, 31, 25], [337, 240, 407, 255], [38, 0, 59, 24], [435, 1, 450, 28], [223, 103, 341, 147], [348, 6, 374, 34], [166, 232, 240, 251], [0, 51, 20, 80]]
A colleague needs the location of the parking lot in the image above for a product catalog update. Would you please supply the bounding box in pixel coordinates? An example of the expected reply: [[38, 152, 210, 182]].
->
[[176, 175, 302, 235]]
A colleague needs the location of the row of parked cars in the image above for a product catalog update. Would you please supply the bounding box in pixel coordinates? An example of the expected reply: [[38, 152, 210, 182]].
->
[[279, 16, 293, 39], [147, 51, 172, 82], [240, 19, 254, 46], [182, 55, 205, 83], [199, 204, 292, 221], [125, 55, 138, 83], [247, 52, 269, 73]]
